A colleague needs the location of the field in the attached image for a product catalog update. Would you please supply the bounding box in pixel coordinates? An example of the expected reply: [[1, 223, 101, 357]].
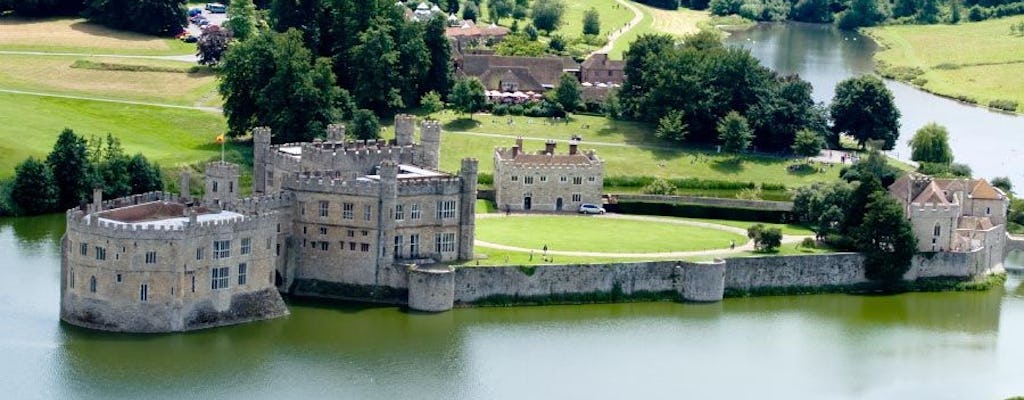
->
[[476, 215, 746, 253], [0, 18, 193, 55], [0, 92, 231, 178], [481, 0, 635, 39], [865, 17, 1024, 112]]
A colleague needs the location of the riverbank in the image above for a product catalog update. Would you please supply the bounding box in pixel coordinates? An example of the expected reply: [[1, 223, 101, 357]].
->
[[864, 18, 1024, 114]]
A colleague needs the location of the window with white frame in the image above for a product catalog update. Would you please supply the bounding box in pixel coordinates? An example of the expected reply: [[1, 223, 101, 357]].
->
[[540, 176, 547, 182], [560, 176, 567, 183], [364, 204, 372, 221], [213, 240, 231, 259], [319, 226, 328, 235], [241, 238, 251, 255], [95, 246, 106, 261], [573, 177, 583, 185], [319, 200, 329, 217], [410, 234, 420, 257], [196, 247, 204, 260], [395, 204, 404, 221], [524, 176, 534, 184], [410, 203, 421, 219], [437, 200, 457, 219], [80, 242, 88, 256], [572, 193, 581, 202], [343, 202, 354, 219], [145, 251, 157, 264], [588, 176, 596, 182], [140, 284, 149, 301], [511, 175, 518, 182], [320, 241, 329, 251], [211, 267, 229, 290], [435, 232, 456, 253], [238, 263, 247, 285], [360, 243, 370, 252], [89, 276, 97, 293], [394, 235, 403, 258]]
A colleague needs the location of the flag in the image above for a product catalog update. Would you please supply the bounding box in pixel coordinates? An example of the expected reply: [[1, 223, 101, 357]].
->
[[216, 134, 224, 144]]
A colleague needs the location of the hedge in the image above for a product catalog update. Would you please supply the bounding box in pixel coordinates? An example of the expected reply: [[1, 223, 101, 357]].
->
[[613, 201, 793, 223]]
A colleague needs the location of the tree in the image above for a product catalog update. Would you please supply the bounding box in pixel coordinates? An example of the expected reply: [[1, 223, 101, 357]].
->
[[523, 23, 539, 40], [991, 176, 1013, 195], [643, 178, 677, 195], [99, 134, 131, 199], [835, 0, 888, 29], [423, 14, 455, 98], [791, 129, 824, 158], [856, 192, 917, 282], [531, 0, 565, 31], [450, 77, 487, 119], [915, 0, 939, 23], [909, 122, 953, 165], [950, 0, 962, 24], [351, 19, 404, 111], [747, 224, 783, 252], [604, 88, 622, 119], [85, 0, 187, 36], [830, 75, 901, 150], [552, 73, 582, 112], [462, 0, 479, 21], [421, 91, 445, 118], [47, 128, 92, 211], [127, 154, 163, 195], [6, 0, 85, 17], [549, 34, 567, 52], [488, 0, 515, 22], [717, 111, 753, 153], [582, 7, 601, 35], [656, 110, 689, 143], [226, 0, 259, 41], [10, 157, 57, 215], [197, 25, 232, 65], [350, 109, 381, 140], [495, 33, 547, 56]]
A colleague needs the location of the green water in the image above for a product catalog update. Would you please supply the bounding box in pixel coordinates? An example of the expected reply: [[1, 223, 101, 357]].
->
[[4, 214, 1024, 399]]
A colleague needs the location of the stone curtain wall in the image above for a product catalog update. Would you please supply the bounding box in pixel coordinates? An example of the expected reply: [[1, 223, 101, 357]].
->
[[724, 253, 867, 291], [613, 194, 794, 212]]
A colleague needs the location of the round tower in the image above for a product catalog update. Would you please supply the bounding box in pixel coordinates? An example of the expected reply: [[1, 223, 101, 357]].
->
[[418, 120, 441, 170], [458, 158, 478, 261], [395, 114, 415, 146], [204, 161, 240, 206], [253, 127, 272, 194], [377, 160, 399, 268], [677, 260, 726, 302], [407, 264, 455, 312]]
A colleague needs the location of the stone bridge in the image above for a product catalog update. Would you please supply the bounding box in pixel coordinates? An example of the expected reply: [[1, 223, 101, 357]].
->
[[1007, 233, 1024, 256]]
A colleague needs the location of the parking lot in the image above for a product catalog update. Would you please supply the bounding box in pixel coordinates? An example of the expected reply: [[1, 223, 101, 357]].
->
[[186, 7, 228, 36]]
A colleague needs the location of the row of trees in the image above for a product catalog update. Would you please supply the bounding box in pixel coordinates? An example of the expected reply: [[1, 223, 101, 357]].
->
[[619, 32, 901, 154], [1, 0, 187, 36], [702, 0, 999, 27], [7, 129, 163, 216]]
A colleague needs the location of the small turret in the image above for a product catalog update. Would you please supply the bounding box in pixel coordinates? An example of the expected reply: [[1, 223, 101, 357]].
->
[[253, 127, 272, 194], [204, 161, 240, 205], [544, 139, 556, 155], [179, 171, 191, 202], [458, 158, 478, 260], [395, 114, 416, 146], [326, 124, 345, 142], [92, 187, 103, 214], [418, 120, 441, 170]]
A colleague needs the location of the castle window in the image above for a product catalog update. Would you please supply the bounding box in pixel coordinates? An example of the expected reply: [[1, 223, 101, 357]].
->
[[213, 240, 231, 259], [95, 247, 106, 261], [89, 276, 97, 293], [986, 207, 991, 215], [303, 226, 307, 235], [319, 226, 327, 235], [238, 263, 247, 285], [362, 230, 368, 236], [80, 242, 88, 256], [395, 204, 405, 221], [211, 267, 230, 290], [212, 181, 218, 193], [364, 205, 372, 221], [191, 275, 195, 293], [560, 176, 567, 183], [145, 251, 157, 264], [410, 234, 420, 257], [343, 203, 354, 219], [435, 232, 456, 253], [360, 243, 370, 252], [511, 175, 518, 182], [437, 200, 457, 219], [241, 238, 251, 255], [540, 176, 547, 182], [116, 273, 122, 283], [934, 224, 941, 237], [266, 238, 271, 250], [196, 247, 204, 260], [588, 176, 595, 182], [319, 200, 329, 217], [349, 242, 356, 251], [410, 203, 421, 219], [573, 177, 583, 185], [229, 181, 234, 193], [140, 284, 148, 301], [276, 243, 281, 256], [524, 176, 534, 185], [347, 230, 355, 237], [276, 223, 281, 233], [320, 241, 329, 251], [300, 202, 306, 215], [69, 269, 74, 288], [394, 235, 403, 258], [572, 193, 581, 202]]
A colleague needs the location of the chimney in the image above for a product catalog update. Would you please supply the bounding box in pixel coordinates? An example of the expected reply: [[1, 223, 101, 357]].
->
[[511, 145, 520, 158], [544, 140, 556, 155], [92, 187, 103, 213], [188, 207, 198, 226], [515, 136, 524, 149], [569, 139, 579, 155], [180, 171, 190, 201]]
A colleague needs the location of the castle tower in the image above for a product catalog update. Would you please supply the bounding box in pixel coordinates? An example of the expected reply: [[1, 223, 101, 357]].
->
[[326, 124, 345, 142], [418, 120, 441, 170], [179, 171, 191, 202], [377, 161, 399, 269], [204, 161, 240, 206], [458, 158, 478, 260], [253, 127, 272, 194], [395, 114, 415, 146]]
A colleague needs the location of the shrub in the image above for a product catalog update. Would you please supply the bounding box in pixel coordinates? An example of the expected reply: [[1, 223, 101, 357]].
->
[[508, 104, 525, 115], [747, 224, 782, 252], [492, 104, 509, 116], [477, 173, 494, 185], [800, 237, 817, 248], [736, 187, 763, 200], [989, 99, 1019, 112], [643, 178, 677, 195]]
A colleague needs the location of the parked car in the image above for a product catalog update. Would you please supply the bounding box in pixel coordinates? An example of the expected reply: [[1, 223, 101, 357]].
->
[[578, 204, 605, 215], [206, 3, 226, 13]]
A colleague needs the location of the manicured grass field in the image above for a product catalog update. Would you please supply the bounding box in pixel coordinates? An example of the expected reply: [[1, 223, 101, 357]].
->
[[0, 92, 231, 177], [676, 218, 814, 236], [641, 3, 709, 37], [0, 54, 217, 106], [475, 215, 745, 253], [865, 17, 1024, 112], [482, 0, 635, 40], [0, 18, 193, 55]]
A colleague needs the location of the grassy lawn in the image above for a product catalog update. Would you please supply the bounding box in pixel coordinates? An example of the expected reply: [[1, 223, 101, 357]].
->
[[0, 54, 217, 106], [682, 244, 834, 262], [608, 1, 654, 58], [865, 17, 1024, 112], [674, 217, 813, 236], [476, 215, 745, 253], [465, 243, 832, 266], [0, 92, 231, 178], [0, 18, 193, 55], [641, 3, 709, 37]]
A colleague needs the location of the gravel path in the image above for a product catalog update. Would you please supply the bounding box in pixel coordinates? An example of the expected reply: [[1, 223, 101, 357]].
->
[[591, 0, 644, 56]]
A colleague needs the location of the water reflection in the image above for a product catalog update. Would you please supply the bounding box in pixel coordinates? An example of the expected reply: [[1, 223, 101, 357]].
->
[[728, 23, 1024, 188]]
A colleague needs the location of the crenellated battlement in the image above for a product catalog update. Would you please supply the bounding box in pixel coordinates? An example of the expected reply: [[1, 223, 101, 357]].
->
[[284, 173, 382, 197], [67, 207, 280, 240], [227, 192, 295, 214], [397, 176, 465, 196]]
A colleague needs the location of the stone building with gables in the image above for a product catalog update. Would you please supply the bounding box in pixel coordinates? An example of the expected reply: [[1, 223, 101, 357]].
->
[[493, 137, 604, 212]]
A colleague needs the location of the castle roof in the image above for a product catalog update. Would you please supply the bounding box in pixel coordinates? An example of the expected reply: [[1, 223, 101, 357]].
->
[[889, 173, 1006, 207], [94, 201, 243, 229], [968, 179, 1005, 200], [459, 54, 578, 91], [912, 181, 951, 205], [581, 53, 625, 71]]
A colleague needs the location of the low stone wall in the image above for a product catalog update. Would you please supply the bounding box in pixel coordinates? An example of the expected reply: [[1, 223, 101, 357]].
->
[[612, 194, 793, 212], [724, 253, 867, 291]]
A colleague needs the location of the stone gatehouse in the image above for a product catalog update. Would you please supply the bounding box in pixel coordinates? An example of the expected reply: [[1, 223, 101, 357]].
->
[[493, 137, 604, 212]]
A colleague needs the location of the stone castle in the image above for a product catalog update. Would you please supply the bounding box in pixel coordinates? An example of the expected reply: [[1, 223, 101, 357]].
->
[[493, 137, 604, 212], [61, 115, 478, 332]]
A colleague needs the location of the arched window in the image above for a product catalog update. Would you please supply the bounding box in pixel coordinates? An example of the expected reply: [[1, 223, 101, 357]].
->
[[933, 224, 942, 237], [89, 276, 97, 293]]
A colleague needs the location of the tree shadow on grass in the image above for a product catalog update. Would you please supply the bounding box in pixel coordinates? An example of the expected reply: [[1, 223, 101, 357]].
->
[[710, 157, 745, 175], [68, 20, 161, 43], [442, 118, 481, 131]]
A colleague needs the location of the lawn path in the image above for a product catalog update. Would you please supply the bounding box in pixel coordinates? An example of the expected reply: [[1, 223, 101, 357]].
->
[[0, 88, 221, 112], [475, 213, 810, 258], [0, 50, 197, 63], [591, 0, 643, 56]]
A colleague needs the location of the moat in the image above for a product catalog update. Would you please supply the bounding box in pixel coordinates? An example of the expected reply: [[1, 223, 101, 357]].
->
[[5, 212, 1024, 398]]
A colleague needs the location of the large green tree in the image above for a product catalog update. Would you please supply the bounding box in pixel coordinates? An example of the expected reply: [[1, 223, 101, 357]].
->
[[908, 122, 953, 165], [422, 14, 454, 98], [488, 0, 515, 22], [656, 110, 689, 143], [450, 77, 487, 119], [11, 157, 57, 216], [85, 0, 186, 36], [717, 111, 754, 153], [791, 129, 825, 158], [531, 0, 565, 31], [856, 192, 917, 282], [552, 73, 582, 112], [127, 154, 164, 195], [47, 129, 92, 211], [582, 7, 600, 35], [351, 109, 381, 140], [830, 75, 901, 150], [99, 134, 132, 199], [226, 0, 259, 41]]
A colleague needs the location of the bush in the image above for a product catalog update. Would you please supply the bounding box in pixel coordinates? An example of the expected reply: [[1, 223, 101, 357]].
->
[[968, 5, 989, 21], [508, 104, 525, 115], [747, 224, 783, 252], [643, 178, 677, 195], [615, 201, 792, 223], [800, 237, 817, 248], [492, 104, 509, 116], [477, 173, 494, 185], [989, 99, 1019, 112]]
